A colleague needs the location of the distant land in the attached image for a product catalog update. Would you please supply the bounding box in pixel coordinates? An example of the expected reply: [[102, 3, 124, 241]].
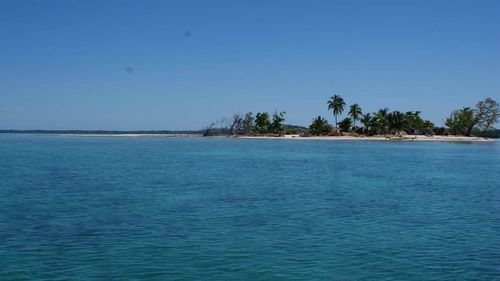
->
[[2, 97, 497, 139], [0, 130, 202, 135], [0, 125, 308, 136]]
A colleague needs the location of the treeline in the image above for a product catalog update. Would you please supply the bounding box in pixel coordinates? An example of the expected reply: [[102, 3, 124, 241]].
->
[[308, 95, 499, 137], [203, 111, 302, 136], [204, 96, 498, 138], [309, 110, 435, 136], [309, 94, 435, 136], [444, 98, 499, 136]]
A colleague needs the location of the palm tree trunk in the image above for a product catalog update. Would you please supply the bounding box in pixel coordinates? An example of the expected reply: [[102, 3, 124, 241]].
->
[[335, 115, 337, 128]]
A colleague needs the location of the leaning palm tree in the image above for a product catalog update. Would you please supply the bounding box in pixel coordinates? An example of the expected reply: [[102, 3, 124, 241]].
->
[[327, 94, 345, 128], [348, 103, 363, 127]]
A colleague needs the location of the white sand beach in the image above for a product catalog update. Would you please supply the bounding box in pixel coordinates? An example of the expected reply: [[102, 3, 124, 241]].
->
[[237, 135, 493, 142], [60, 133, 203, 138], [58, 133, 493, 142]]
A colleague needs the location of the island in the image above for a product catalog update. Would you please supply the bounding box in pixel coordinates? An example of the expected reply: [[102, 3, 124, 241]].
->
[[202, 95, 499, 142]]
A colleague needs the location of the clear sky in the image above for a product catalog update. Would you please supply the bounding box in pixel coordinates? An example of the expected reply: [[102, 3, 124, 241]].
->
[[1, 0, 499, 130]]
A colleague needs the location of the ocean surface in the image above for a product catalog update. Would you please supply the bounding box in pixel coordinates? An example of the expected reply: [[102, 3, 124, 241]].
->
[[1, 134, 499, 280]]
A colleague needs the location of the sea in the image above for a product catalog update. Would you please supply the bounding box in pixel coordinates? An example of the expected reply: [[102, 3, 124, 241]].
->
[[1, 134, 499, 280]]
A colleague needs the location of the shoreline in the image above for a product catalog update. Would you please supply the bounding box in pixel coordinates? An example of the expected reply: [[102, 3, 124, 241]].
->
[[236, 135, 493, 142], [57, 133, 203, 138], [36, 133, 495, 142]]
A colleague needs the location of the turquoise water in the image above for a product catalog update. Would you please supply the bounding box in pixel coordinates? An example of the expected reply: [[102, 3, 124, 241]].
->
[[1, 135, 499, 280]]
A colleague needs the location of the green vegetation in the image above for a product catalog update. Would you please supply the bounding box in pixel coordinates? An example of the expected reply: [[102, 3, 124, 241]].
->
[[307, 95, 497, 137], [338, 118, 353, 132], [387, 111, 405, 134], [404, 111, 434, 135], [348, 104, 362, 128], [444, 98, 499, 136], [255, 112, 271, 133], [327, 95, 345, 128], [476, 98, 499, 133], [270, 111, 286, 134], [309, 116, 331, 135], [5, 96, 496, 138], [202, 95, 497, 138], [315, 103, 435, 136], [242, 112, 255, 133], [360, 113, 372, 134], [445, 107, 475, 136], [204, 111, 290, 136]]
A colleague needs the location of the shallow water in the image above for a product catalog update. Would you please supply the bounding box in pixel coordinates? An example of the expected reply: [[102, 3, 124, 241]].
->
[[1, 135, 499, 280]]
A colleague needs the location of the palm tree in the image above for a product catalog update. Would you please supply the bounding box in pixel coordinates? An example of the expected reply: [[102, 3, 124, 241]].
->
[[338, 117, 353, 132], [373, 108, 389, 134], [387, 111, 406, 134], [309, 116, 331, 135], [348, 104, 363, 127], [378, 108, 389, 118], [361, 113, 372, 134], [327, 95, 345, 128]]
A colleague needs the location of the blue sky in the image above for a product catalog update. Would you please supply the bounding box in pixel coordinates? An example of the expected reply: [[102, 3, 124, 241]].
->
[[1, 0, 499, 130]]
